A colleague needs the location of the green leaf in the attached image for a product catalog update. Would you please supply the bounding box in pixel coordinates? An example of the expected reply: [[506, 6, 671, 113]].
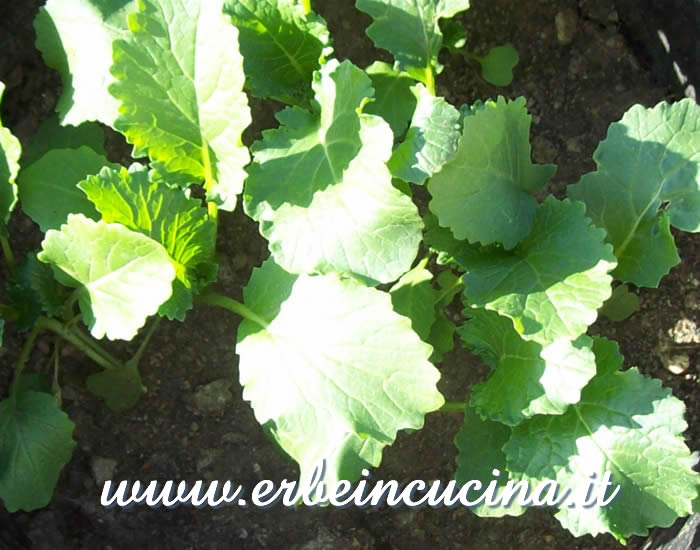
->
[[364, 61, 417, 138], [504, 351, 699, 541], [244, 60, 423, 285], [225, 0, 332, 105], [454, 409, 526, 517], [236, 258, 444, 490], [110, 0, 251, 211], [388, 84, 461, 185], [0, 82, 21, 230], [21, 116, 105, 167], [34, 0, 137, 126], [7, 252, 67, 332], [428, 309, 455, 360], [0, 318, 3, 347], [460, 309, 596, 425], [13, 373, 53, 396], [440, 19, 467, 50], [0, 391, 75, 512], [15, 253, 66, 317], [390, 258, 436, 341], [599, 284, 639, 322], [567, 99, 700, 287], [38, 214, 176, 341], [428, 96, 556, 249], [355, 0, 470, 84], [423, 212, 471, 266], [79, 164, 217, 321], [18, 147, 119, 232], [461, 197, 617, 345], [85, 362, 143, 412], [477, 45, 519, 87]]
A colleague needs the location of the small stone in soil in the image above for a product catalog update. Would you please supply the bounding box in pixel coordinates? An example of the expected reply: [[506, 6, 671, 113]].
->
[[555, 8, 578, 45], [91, 457, 118, 487], [191, 378, 233, 415]]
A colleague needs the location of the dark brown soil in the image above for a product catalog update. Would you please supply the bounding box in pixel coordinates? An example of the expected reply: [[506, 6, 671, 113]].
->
[[0, 1, 697, 549]]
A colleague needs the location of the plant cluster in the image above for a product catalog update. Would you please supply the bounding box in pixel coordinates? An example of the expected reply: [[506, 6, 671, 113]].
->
[[0, 0, 698, 543]]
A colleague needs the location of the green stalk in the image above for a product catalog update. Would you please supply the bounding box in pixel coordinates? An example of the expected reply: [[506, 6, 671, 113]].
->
[[425, 65, 436, 95], [201, 142, 219, 245], [10, 324, 42, 397], [39, 317, 122, 371], [434, 275, 464, 305], [0, 234, 16, 277], [66, 323, 123, 368], [127, 317, 161, 368], [197, 291, 269, 329], [301, 0, 311, 14], [439, 401, 467, 412]]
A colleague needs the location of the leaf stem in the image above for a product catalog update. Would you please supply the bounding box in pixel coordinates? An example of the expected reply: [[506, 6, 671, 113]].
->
[[127, 317, 161, 368], [0, 234, 16, 277], [425, 65, 436, 95], [66, 323, 123, 368], [434, 275, 464, 305], [197, 291, 269, 329], [439, 401, 467, 412], [301, 0, 311, 14], [38, 317, 122, 371], [207, 201, 218, 224], [10, 323, 42, 397]]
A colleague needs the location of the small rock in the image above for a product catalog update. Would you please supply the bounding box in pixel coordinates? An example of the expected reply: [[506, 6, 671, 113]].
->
[[532, 136, 558, 164], [566, 135, 585, 153], [196, 448, 223, 472], [192, 378, 233, 415], [664, 354, 690, 375], [555, 9, 578, 45], [671, 318, 700, 344], [91, 457, 118, 487], [60, 385, 79, 402]]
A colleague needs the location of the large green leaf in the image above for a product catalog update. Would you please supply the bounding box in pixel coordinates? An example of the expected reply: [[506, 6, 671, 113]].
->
[[454, 409, 525, 517], [38, 214, 175, 340], [461, 197, 616, 345], [236, 258, 444, 491], [225, 0, 331, 105], [0, 82, 21, 230], [21, 116, 105, 167], [568, 99, 700, 287], [459, 309, 596, 425], [18, 147, 118, 232], [364, 61, 417, 138], [110, 0, 251, 211], [355, 0, 470, 84], [388, 84, 461, 184], [79, 164, 216, 321], [504, 339, 699, 541], [0, 391, 75, 512], [244, 60, 423, 285], [34, 0, 137, 126], [428, 97, 556, 249], [389, 258, 436, 341]]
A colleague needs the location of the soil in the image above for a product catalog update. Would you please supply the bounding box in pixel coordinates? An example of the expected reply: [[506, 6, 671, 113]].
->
[[0, 1, 698, 549]]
